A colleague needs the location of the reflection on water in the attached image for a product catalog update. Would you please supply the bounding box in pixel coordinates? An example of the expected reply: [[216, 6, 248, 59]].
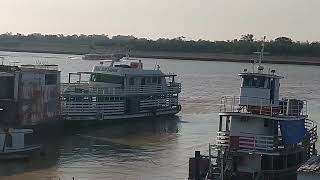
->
[[0, 116, 181, 180]]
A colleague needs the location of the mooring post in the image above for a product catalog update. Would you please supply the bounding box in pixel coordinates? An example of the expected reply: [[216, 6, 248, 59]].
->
[[195, 151, 201, 180]]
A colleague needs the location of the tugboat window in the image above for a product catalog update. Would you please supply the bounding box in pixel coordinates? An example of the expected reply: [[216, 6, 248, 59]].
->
[[242, 76, 253, 87], [258, 77, 266, 88], [252, 77, 258, 87]]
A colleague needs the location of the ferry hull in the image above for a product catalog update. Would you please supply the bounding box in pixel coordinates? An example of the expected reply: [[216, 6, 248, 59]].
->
[[64, 109, 180, 121]]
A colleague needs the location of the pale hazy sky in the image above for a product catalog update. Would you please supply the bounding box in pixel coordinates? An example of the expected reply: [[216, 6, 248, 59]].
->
[[1, 0, 320, 41]]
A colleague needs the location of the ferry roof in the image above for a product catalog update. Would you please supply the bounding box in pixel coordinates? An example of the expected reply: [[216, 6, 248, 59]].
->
[[238, 72, 283, 79], [298, 155, 320, 174], [70, 71, 177, 77], [92, 65, 177, 77]]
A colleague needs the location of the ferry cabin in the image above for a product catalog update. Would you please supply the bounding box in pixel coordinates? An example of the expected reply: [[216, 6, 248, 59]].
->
[[62, 61, 181, 121], [214, 69, 317, 180]]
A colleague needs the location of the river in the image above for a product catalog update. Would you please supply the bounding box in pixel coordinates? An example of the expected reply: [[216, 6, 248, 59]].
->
[[0, 51, 319, 180]]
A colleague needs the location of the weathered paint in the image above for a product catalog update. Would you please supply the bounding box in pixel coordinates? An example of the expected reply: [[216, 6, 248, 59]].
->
[[0, 65, 61, 126]]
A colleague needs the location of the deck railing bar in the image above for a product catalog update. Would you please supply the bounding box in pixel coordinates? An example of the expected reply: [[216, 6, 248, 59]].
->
[[219, 96, 308, 117]]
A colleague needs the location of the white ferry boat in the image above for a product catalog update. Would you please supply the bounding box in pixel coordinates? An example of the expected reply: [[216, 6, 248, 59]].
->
[[189, 40, 318, 180], [62, 59, 181, 121]]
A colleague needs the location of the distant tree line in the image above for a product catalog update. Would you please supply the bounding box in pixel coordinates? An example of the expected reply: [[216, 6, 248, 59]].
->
[[1, 33, 320, 57]]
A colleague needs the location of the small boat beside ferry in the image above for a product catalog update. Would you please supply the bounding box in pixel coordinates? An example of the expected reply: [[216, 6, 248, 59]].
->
[[188, 40, 318, 180], [61, 58, 181, 121], [0, 128, 41, 160]]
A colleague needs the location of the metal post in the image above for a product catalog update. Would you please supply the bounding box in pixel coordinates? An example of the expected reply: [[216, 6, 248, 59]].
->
[[260, 99, 262, 115], [219, 116, 223, 131], [195, 151, 201, 180], [226, 116, 230, 132], [221, 150, 224, 180], [209, 144, 212, 176]]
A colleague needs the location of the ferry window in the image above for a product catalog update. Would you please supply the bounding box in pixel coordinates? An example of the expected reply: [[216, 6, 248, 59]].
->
[[75, 97, 82, 102], [141, 78, 146, 85], [92, 97, 97, 102], [92, 74, 124, 84], [157, 77, 162, 84], [240, 116, 249, 122], [147, 77, 151, 84], [84, 96, 89, 101], [264, 119, 269, 127], [152, 77, 157, 83], [45, 74, 57, 85], [97, 97, 104, 102], [90, 74, 96, 81], [129, 78, 135, 85]]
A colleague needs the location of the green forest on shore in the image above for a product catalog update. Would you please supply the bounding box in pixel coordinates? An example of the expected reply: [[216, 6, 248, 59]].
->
[[0, 33, 320, 57]]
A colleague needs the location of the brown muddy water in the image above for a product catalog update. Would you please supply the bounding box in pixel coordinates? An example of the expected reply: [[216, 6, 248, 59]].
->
[[0, 51, 319, 180]]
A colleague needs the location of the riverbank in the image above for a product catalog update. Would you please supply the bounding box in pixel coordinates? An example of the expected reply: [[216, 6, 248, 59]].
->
[[1, 46, 320, 66]]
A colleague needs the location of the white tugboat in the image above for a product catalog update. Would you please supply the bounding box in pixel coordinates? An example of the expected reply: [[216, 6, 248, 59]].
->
[[189, 39, 318, 180], [62, 58, 181, 121]]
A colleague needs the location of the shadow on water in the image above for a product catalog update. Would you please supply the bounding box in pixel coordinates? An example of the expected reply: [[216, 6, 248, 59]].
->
[[0, 115, 181, 179]]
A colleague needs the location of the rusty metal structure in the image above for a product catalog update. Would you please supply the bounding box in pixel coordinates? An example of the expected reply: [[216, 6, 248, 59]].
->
[[0, 64, 61, 126]]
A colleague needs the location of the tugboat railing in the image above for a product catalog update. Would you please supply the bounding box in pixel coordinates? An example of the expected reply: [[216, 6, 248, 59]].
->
[[216, 118, 317, 153], [219, 96, 308, 117]]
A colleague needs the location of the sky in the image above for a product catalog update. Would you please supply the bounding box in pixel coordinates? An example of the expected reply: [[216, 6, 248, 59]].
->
[[1, 0, 320, 41]]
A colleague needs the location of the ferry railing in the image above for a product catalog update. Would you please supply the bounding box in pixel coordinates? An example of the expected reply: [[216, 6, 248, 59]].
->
[[62, 82, 181, 95], [21, 64, 59, 71], [219, 96, 308, 117]]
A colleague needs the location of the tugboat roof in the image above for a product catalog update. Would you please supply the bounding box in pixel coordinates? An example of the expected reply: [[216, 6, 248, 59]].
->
[[238, 72, 283, 79]]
